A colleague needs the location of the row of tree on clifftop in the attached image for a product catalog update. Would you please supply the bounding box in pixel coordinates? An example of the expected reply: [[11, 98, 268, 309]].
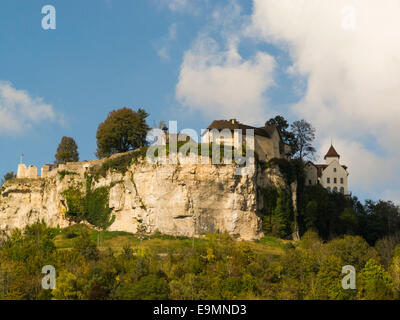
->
[[53, 107, 150, 165], [50, 108, 317, 166]]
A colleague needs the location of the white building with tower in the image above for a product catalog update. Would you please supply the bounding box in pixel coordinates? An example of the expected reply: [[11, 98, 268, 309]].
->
[[304, 145, 349, 195]]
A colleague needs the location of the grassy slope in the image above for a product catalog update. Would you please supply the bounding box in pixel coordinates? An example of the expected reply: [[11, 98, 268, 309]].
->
[[55, 224, 289, 256]]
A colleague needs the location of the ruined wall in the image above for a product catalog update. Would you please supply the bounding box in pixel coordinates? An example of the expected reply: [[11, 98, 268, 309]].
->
[[0, 155, 290, 240]]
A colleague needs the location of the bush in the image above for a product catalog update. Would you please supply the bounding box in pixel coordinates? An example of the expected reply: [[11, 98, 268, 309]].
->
[[62, 175, 115, 229], [357, 259, 396, 300], [73, 230, 100, 261], [91, 147, 149, 178], [130, 274, 169, 300], [58, 170, 78, 181]]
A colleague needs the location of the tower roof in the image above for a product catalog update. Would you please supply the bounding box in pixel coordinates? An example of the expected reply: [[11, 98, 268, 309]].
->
[[324, 145, 340, 159]]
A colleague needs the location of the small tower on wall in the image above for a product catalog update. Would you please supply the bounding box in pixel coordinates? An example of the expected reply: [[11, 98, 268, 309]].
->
[[17, 164, 27, 178]]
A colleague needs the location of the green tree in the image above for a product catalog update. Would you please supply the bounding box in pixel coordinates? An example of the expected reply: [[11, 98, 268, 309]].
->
[[1, 171, 16, 185], [361, 200, 400, 244], [52, 270, 85, 300], [314, 256, 345, 300], [375, 233, 400, 267], [55, 136, 79, 164], [266, 116, 296, 156], [339, 208, 358, 235], [129, 274, 169, 300], [290, 119, 316, 161], [264, 189, 292, 238], [304, 200, 318, 231], [326, 236, 378, 270], [280, 247, 319, 299], [96, 107, 150, 158], [389, 245, 400, 294], [73, 230, 100, 261], [85, 176, 115, 230], [0, 222, 57, 300], [261, 186, 278, 234], [357, 259, 396, 300]]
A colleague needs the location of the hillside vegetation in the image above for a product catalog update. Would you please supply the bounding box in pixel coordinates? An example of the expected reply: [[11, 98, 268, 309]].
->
[[1, 222, 399, 300]]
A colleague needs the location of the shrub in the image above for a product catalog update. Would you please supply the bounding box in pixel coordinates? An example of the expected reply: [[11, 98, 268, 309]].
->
[[62, 175, 115, 229], [58, 170, 78, 181], [73, 230, 100, 261], [91, 147, 149, 178]]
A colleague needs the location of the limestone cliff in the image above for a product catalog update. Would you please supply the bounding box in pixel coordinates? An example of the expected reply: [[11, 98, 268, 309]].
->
[[0, 154, 291, 240]]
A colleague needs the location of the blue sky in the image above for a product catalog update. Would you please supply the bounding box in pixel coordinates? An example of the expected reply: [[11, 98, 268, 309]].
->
[[1, 0, 399, 204]]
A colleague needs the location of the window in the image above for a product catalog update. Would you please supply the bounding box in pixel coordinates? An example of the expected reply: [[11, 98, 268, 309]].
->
[[309, 180, 312, 185], [333, 187, 338, 193], [327, 187, 331, 193], [340, 178, 344, 184], [334, 168, 337, 172], [334, 178, 337, 184], [327, 178, 330, 184], [340, 187, 345, 194]]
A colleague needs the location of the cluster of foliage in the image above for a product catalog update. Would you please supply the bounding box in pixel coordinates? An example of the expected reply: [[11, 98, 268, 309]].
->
[[146, 141, 246, 163], [260, 158, 306, 239], [1, 223, 400, 300], [260, 186, 293, 238], [58, 170, 78, 181], [259, 162, 400, 246], [62, 175, 115, 229], [1, 171, 16, 186], [266, 116, 316, 161], [297, 185, 400, 245], [266, 158, 305, 186], [96, 107, 150, 158], [55, 136, 79, 165], [290, 120, 316, 161], [90, 147, 149, 179], [259, 170, 400, 245], [260, 155, 400, 247]]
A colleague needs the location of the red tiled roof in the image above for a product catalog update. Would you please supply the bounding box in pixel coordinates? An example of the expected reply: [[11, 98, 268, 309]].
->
[[324, 145, 340, 159]]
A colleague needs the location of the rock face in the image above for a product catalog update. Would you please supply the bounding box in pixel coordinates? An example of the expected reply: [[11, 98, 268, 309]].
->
[[0, 155, 290, 240]]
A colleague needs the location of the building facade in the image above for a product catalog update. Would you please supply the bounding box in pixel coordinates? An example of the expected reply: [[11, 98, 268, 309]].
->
[[304, 145, 349, 195], [202, 119, 291, 162]]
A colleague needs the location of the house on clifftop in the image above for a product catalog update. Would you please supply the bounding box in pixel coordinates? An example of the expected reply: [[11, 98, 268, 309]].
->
[[202, 119, 292, 162], [304, 145, 349, 195]]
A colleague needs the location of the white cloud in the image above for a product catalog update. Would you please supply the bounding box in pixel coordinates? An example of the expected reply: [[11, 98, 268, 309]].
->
[[156, 23, 178, 61], [168, 23, 178, 40], [168, 0, 189, 12], [318, 138, 397, 194], [175, 1, 277, 124], [249, 0, 400, 144], [0, 82, 60, 134], [381, 190, 400, 206], [172, 0, 399, 199], [176, 35, 276, 124], [247, 0, 400, 200], [158, 0, 201, 14]]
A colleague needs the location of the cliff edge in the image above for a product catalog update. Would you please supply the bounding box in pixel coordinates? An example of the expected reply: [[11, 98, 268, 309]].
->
[[0, 152, 291, 240]]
